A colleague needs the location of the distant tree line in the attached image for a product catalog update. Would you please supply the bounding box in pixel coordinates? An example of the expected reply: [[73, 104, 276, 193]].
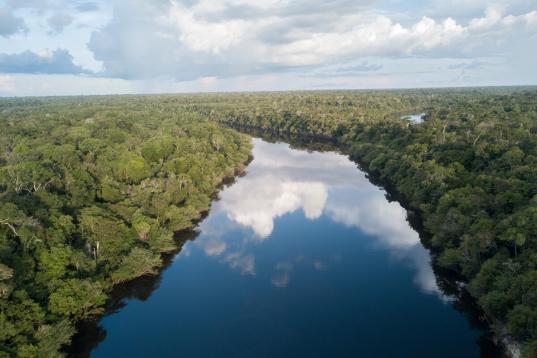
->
[[1, 87, 536, 356], [193, 87, 537, 357]]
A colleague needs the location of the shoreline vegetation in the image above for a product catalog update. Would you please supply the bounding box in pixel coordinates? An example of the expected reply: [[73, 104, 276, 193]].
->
[[0, 97, 251, 357], [197, 87, 536, 357], [1, 86, 536, 357]]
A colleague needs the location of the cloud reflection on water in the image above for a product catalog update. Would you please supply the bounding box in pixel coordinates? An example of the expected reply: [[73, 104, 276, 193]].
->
[[271, 261, 294, 288], [218, 179, 327, 238], [192, 138, 449, 300]]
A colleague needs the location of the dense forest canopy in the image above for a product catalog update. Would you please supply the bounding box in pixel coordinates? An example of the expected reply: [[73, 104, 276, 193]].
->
[[0, 86, 536, 356], [194, 86, 537, 357], [0, 97, 251, 357]]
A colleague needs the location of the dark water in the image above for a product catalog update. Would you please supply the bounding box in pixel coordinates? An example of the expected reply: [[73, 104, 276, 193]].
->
[[72, 138, 500, 357]]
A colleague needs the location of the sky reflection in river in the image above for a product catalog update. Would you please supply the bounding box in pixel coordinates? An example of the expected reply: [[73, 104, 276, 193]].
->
[[192, 139, 446, 299], [85, 137, 492, 358]]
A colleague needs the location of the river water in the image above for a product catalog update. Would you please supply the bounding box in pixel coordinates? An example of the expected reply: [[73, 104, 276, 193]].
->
[[72, 138, 499, 357]]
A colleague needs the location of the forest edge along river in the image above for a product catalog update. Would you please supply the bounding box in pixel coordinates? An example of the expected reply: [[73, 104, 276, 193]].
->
[[70, 137, 503, 358]]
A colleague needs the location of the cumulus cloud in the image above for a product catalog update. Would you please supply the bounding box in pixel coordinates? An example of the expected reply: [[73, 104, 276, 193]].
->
[[326, 197, 419, 248], [47, 13, 74, 34], [219, 178, 327, 238], [1, 0, 534, 92], [202, 239, 227, 256], [0, 49, 89, 75], [192, 138, 450, 299], [213, 139, 369, 238], [0, 7, 26, 37], [213, 138, 420, 242], [85, 1, 537, 81]]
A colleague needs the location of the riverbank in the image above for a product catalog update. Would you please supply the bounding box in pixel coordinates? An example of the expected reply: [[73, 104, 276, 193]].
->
[[217, 123, 513, 357], [198, 90, 536, 358], [68, 149, 253, 357], [70, 137, 498, 357], [0, 95, 255, 357]]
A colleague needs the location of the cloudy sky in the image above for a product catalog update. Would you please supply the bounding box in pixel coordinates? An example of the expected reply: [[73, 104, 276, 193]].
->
[[0, 0, 536, 96]]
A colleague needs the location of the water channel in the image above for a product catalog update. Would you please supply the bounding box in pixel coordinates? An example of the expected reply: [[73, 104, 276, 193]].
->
[[72, 138, 500, 357]]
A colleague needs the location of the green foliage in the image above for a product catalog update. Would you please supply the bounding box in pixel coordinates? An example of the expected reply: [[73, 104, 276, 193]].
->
[[48, 279, 107, 318], [191, 87, 537, 352], [436, 248, 461, 270], [508, 305, 537, 339], [0, 263, 13, 281], [0, 96, 251, 355], [164, 205, 199, 231], [34, 319, 76, 357], [2, 88, 535, 353], [111, 247, 162, 283], [142, 136, 175, 163], [132, 214, 154, 241], [99, 177, 123, 203], [37, 246, 72, 282], [79, 207, 135, 264], [111, 153, 153, 184]]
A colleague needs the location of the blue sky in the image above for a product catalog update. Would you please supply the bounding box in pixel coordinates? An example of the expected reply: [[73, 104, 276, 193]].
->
[[0, 0, 536, 96]]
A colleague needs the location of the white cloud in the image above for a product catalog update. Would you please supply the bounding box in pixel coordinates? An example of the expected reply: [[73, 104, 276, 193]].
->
[[219, 178, 327, 238], [203, 239, 227, 256], [0, 7, 26, 37], [85, 1, 537, 81], [47, 12, 74, 34], [214, 139, 368, 238], [326, 197, 419, 248], [187, 138, 454, 300], [224, 252, 256, 275], [164, 2, 250, 54], [521, 11, 537, 28], [0, 0, 535, 94]]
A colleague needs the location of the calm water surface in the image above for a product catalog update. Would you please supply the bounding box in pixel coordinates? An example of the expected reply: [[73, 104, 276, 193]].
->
[[402, 113, 426, 123], [76, 138, 497, 357]]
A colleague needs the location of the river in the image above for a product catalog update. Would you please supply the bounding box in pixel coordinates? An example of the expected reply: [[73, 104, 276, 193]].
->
[[71, 138, 501, 357]]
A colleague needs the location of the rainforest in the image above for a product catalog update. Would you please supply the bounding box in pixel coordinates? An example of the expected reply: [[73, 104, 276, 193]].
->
[[1, 87, 537, 357]]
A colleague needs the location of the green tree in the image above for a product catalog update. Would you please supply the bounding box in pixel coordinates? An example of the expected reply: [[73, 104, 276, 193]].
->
[[111, 247, 162, 283], [48, 279, 107, 319]]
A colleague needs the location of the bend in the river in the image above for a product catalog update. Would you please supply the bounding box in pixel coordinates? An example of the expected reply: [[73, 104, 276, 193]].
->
[[71, 138, 502, 358]]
